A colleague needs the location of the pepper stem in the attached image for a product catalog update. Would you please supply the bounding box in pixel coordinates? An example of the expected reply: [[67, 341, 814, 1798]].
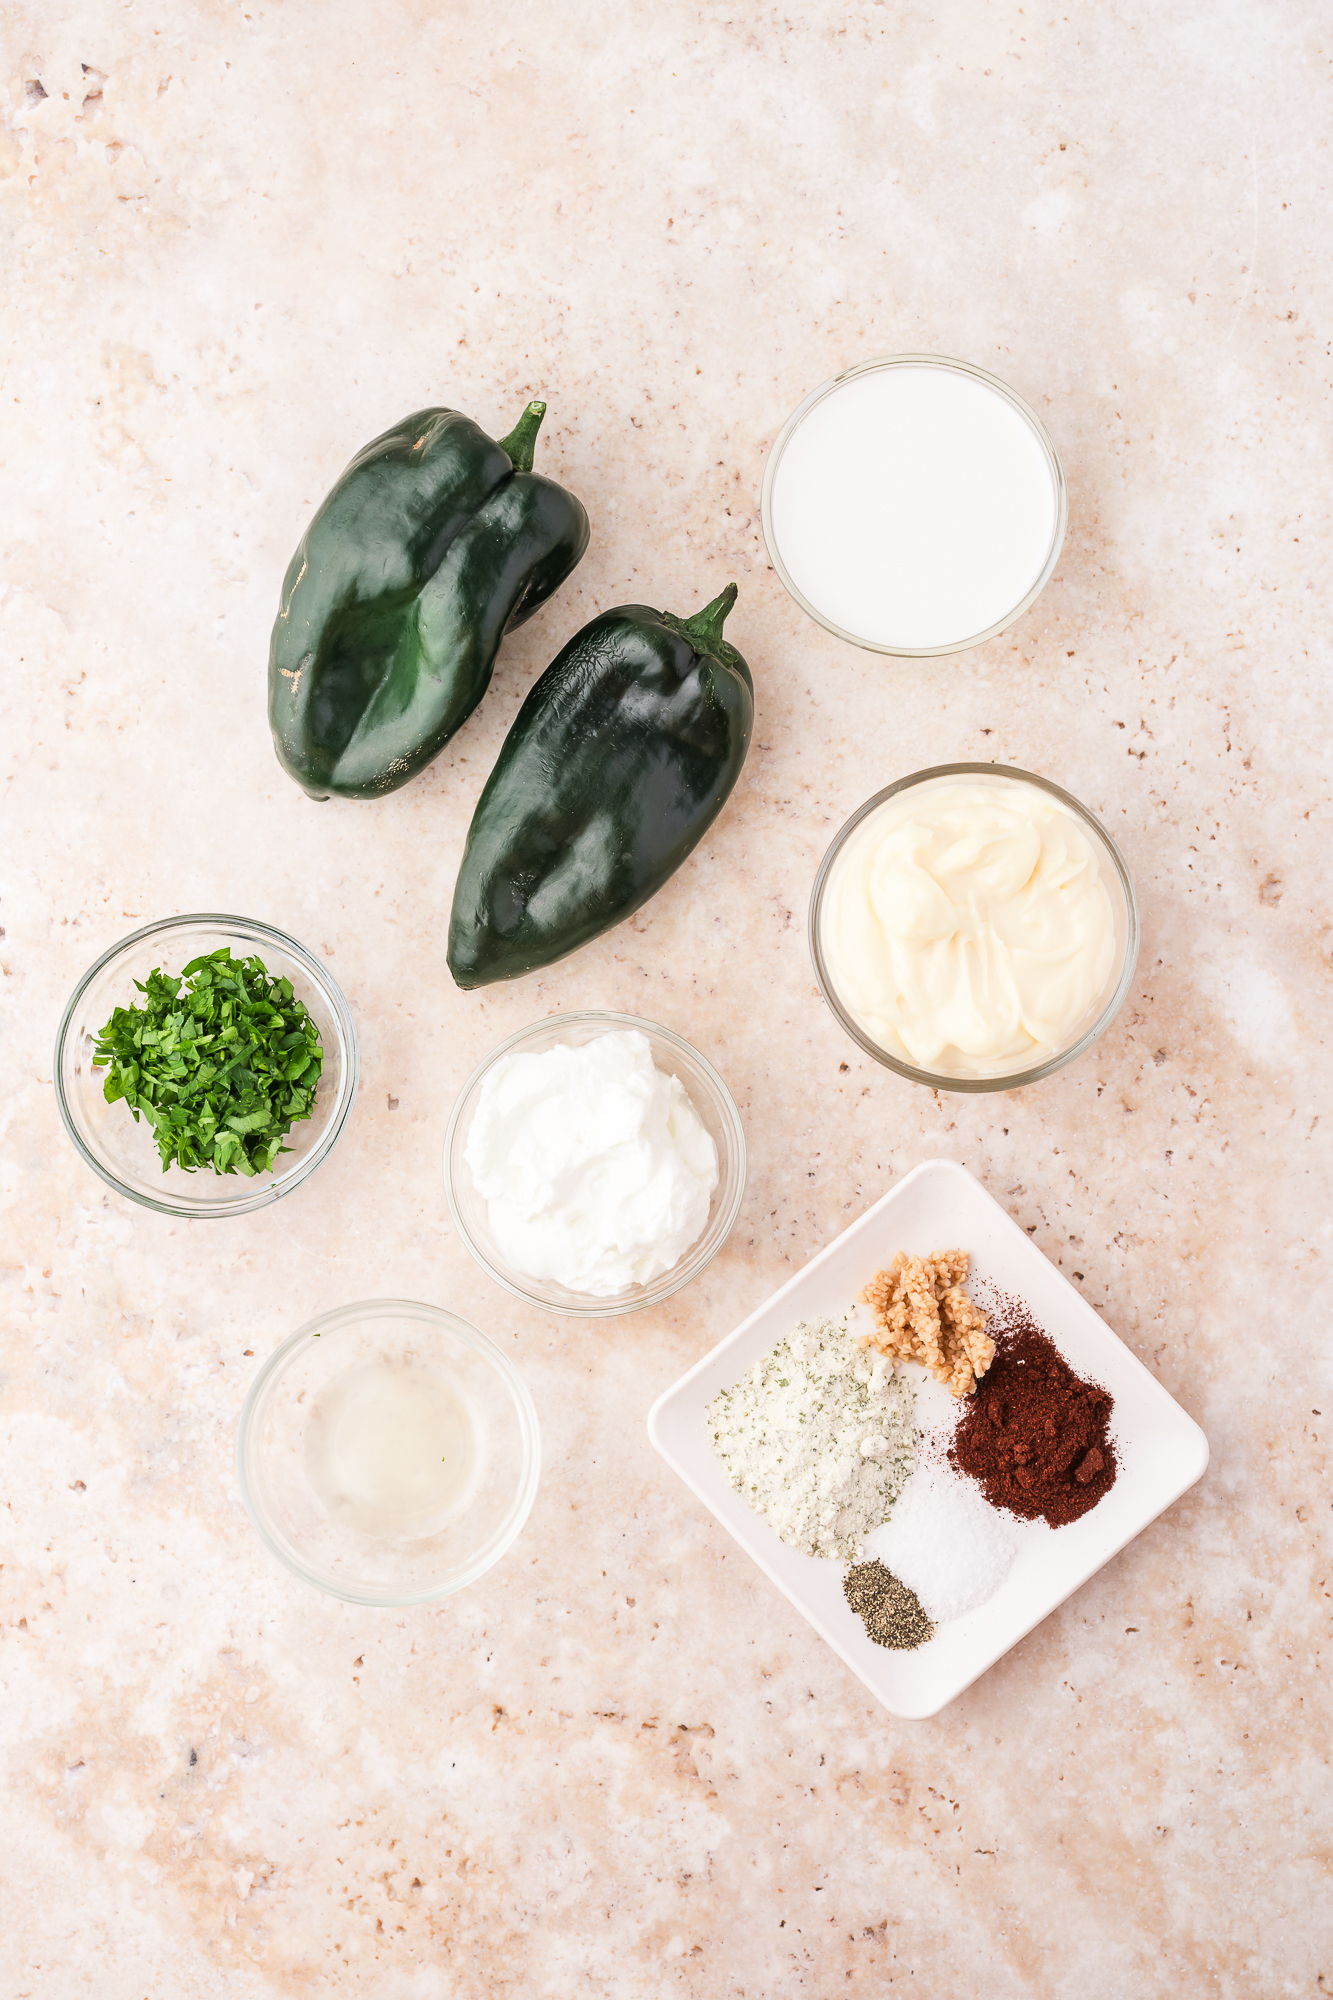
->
[[682, 582, 739, 654], [498, 399, 547, 473]]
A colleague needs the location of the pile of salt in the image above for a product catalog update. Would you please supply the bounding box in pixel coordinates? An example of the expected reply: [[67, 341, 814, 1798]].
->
[[866, 1461, 1017, 1622]]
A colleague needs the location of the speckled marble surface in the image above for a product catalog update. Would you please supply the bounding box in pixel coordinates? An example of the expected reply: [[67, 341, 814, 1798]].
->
[[2, 3, 1330, 1994]]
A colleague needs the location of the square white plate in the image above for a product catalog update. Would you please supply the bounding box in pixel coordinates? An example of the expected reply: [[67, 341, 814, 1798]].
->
[[648, 1158, 1208, 1719]]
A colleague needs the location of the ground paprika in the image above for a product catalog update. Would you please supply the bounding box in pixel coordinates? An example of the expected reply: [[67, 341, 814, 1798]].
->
[[950, 1293, 1117, 1526]]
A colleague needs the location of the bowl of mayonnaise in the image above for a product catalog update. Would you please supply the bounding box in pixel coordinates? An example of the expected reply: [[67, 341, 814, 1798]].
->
[[810, 764, 1139, 1092]]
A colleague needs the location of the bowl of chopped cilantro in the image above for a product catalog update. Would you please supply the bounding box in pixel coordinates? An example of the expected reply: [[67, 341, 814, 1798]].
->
[[55, 914, 358, 1216]]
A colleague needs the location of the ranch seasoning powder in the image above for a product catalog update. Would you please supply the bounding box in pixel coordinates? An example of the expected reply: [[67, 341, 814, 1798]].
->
[[707, 1317, 916, 1560]]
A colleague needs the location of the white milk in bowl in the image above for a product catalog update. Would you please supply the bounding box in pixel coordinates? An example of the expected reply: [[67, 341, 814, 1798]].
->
[[763, 357, 1065, 655]]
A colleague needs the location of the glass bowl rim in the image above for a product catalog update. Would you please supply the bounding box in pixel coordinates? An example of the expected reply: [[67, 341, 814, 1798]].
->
[[235, 1295, 542, 1606], [443, 1008, 748, 1318], [759, 351, 1069, 658], [53, 910, 359, 1217], [808, 762, 1140, 1093]]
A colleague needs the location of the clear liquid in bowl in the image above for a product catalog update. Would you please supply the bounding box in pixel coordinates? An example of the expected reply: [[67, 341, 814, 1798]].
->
[[304, 1356, 481, 1539]]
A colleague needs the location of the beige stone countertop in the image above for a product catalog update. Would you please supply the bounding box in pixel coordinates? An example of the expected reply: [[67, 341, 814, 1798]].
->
[[2, 3, 1329, 1994]]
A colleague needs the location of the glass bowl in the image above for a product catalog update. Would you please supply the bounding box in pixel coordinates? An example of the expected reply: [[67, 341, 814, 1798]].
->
[[760, 353, 1068, 657], [54, 913, 358, 1217], [809, 763, 1139, 1093], [444, 1010, 747, 1318], [237, 1299, 540, 1605]]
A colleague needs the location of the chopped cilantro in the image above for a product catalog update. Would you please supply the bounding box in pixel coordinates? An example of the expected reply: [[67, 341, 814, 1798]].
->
[[92, 946, 323, 1177]]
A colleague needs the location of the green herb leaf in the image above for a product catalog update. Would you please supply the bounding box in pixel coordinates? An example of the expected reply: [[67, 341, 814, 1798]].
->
[[91, 946, 324, 1178]]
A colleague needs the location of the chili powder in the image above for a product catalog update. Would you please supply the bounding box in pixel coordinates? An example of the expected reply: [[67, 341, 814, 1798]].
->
[[949, 1292, 1117, 1526]]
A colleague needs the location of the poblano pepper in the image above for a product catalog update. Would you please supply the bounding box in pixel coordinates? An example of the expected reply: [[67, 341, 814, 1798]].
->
[[447, 583, 752, 987], [268, 399, 589, 800]]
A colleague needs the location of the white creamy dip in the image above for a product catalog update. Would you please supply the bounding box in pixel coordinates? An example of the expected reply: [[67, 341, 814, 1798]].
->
[[464, 1029, 719, 1297], [819, 775, 1119, 1076]]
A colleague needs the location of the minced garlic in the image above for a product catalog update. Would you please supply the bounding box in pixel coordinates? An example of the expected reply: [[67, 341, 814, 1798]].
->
[[858, 1250, 994, 1398]]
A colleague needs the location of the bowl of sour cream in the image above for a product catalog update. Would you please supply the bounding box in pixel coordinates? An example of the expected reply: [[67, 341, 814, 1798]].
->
[[810, 765, 1139, 1091], [444, 1012, 747, 1317]]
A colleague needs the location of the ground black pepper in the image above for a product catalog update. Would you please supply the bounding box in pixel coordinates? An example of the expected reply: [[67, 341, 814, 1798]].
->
[[843, 1560, 934, 1650]]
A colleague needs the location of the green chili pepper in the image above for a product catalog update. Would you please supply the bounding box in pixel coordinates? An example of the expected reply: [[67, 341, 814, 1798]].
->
[[447, 583, 752, 987], [268, 399, 589, 801]]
